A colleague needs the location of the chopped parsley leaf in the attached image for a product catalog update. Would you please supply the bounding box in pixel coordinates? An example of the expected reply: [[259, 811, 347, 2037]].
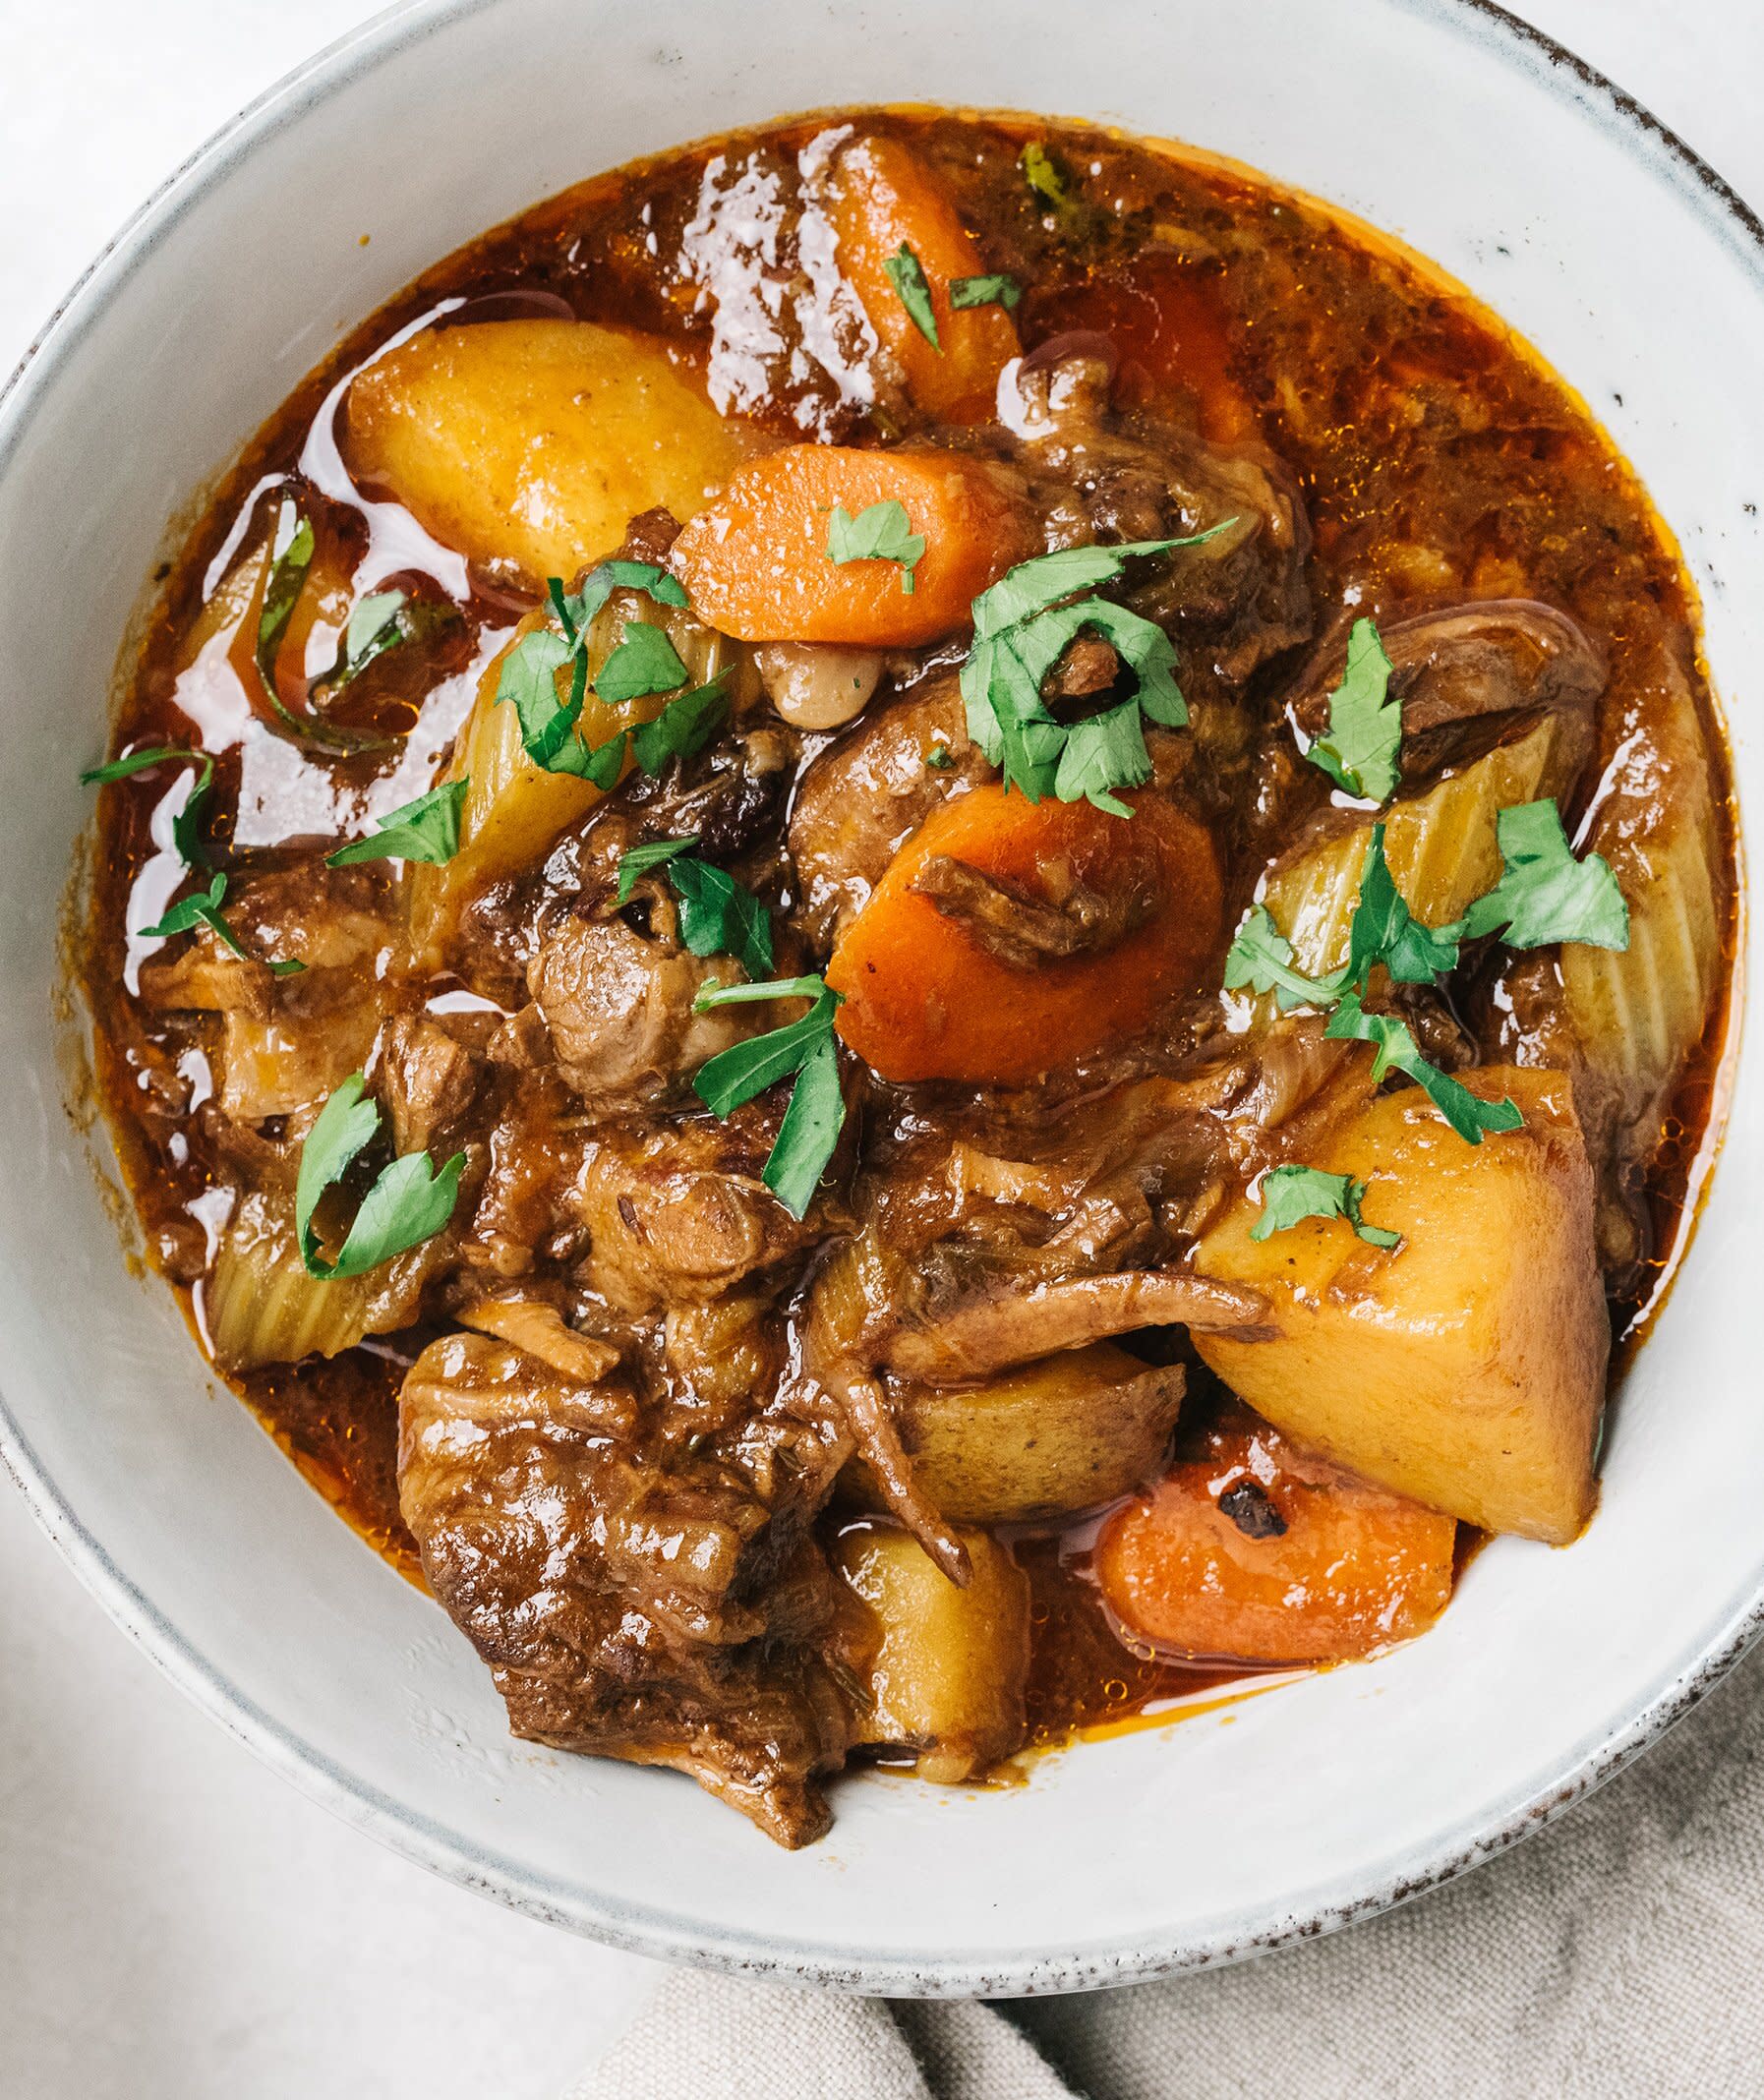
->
[[1051, 697, 1151, 819], [138, 870, 304, 976], [1306, 617, 1401, 803], [1344, 824, 1462, 986], [497, 562, 696, 775], [668, 856, 775, 981], [615, 835, 699, 905], [960, 531, 1230, 812], [826, 499, 926, 594], [82, 744, 217, 871], [255, 498, 316, 726], [1020, 142, 1067, 208], [1222, 904, 1343, 1013], [1323, 991, 1523, 1144], [325, 779, 469, 868], [593, 621, 690, 704], [1458, 798, 1629, 952], [950, 272, 1022, 312], [324, 589, 407, 694], [81, 745, 203, 787], [690, 976, 847, 1219], [882, 243, 941, 349], [1251, 1163, 1401, 1250], [496, 623, 582, 769], [626, 675, 730, 774], [295, 1074, 463, 1281]]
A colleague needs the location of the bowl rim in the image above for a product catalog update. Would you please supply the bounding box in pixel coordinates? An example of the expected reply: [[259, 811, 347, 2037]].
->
[[1, 0, 1759, 1998]]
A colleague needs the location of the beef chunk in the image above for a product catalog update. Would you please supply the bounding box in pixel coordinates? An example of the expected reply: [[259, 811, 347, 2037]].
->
[[527, 915, 759, 1108], [398, 1328, 854, 1845]]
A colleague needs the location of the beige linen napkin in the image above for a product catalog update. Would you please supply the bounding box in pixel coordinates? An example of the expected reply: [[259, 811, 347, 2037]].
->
[[568, 1635, 1764, 2098]]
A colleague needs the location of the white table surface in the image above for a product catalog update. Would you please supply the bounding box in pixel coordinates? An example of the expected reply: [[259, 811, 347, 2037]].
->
[[2, 3, 1759, 2094]]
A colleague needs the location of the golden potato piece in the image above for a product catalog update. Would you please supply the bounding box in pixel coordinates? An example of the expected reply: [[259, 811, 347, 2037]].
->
[[834, 1523, 1029, 1781], [1192, 1067, 1607, 1543], [345, 320, 763, 582], [842, 1345, 1182, 1523]]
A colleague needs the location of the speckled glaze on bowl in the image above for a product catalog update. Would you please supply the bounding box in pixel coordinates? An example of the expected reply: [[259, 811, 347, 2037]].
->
[[0, 0, 1755, 1997]]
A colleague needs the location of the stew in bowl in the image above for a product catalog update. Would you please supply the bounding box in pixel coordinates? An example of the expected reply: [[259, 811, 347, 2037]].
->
[[76, 108, 1735, 1849]]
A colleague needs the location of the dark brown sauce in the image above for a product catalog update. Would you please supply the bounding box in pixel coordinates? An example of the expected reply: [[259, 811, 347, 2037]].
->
[[81, 108, 1740, 1747]]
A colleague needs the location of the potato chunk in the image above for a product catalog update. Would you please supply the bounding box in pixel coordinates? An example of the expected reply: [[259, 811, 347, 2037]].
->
[[842, 1345, 1182, 1523], [1192, 1067, 1607, 1543], [345, 320, 762, 582], [1096, 1409, 1456, 1664], [834, 1523, 1029, 1781]]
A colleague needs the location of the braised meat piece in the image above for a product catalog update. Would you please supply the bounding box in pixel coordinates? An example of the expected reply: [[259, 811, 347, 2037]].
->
[[377, 1013, 483, 1157], [527, 915, 761, 1107], [1004, 342, 1314, 685], [571, 1103, 828, 1313], [398, 1328, 856, 1846], [787, 674, 983, 947]]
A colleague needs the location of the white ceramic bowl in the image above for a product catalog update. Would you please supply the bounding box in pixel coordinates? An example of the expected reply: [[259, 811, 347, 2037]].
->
[[0, 0, 1757, 1996]]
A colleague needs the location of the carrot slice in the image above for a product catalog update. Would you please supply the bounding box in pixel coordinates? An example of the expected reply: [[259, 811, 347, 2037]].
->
[[1094, 1411, 1457, 1666], [825, 786, 1222, 1084], [672, 444, 1032, 647], [826, 135, 1020, 424]]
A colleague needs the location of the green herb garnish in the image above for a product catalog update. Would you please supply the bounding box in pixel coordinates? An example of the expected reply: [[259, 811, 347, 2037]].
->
[[325, 779, 469, 868], [81, 745, 202, 787], [256, 498, 316, 718], [1051, 697, 1154, 820], [1343, 824, 1462, 986], [1306, 617, 1401, 803], [1323, 990, 1522, 1144], [324, 589, 406, 694], [139, 872, 240, 951], [628, 675, 730, 774], [82, 744, 217, 869], [618, 836, 775, 979], [497, 623, 581, 768], [826, 499, 926, 595], [615, 834, 699, 905], [882, 243, 941, 349], [925, 742, 954, 770], [691, 976, 847, 1219], [669, 857, 775, 980], [693, 973, 830, 1015], [1250, 1163, 1401, 1250], [950, 272, 1023, 312], [138, 870, 304, 976], [960, 532, 1230, 813], [497, 564, 712, 781], [1020, 142, 1067, 209], [295, 1073, 464, 1281], [760, 1031, 844, 1217], [1222, 904, 1343, 1013], [251, 498, 388, 752], [593, 621, 691, 704], [1457, 798, 1629, 952]]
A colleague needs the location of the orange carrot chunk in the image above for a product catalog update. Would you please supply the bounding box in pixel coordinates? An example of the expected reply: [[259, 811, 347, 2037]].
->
[[673, 444, 1033, 648], [1094, 1410, 1458, 1666], [826, 786, 1222, 1084], [826, 134, 1020, 424]]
